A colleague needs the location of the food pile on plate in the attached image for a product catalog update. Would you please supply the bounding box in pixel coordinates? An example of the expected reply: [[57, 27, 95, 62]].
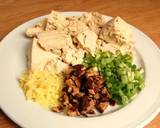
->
[[19, 11, 144, 116]]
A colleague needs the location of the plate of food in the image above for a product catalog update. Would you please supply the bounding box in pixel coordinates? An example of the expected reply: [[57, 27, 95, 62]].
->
[[0, 11, 160, 128]]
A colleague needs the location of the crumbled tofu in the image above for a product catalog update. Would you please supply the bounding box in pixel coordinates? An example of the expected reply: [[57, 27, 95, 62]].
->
[[97, 39, 120, 53], [45, 11, 69, 31], [99, 16, 133, 45], [97, 38, 133, 55], [63, 48, 85, 65], [37, 30, 72, 53], [80, 12, 104, 34], [66, 17, 89, 36], [26, 19, 47, 37], [26, 27, 43, 38], [76, 30, 97, 54], [99, 16, 134, 54]]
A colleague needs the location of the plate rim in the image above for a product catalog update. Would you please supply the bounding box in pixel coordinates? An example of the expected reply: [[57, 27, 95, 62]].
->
[[0, 11, 160, 128]]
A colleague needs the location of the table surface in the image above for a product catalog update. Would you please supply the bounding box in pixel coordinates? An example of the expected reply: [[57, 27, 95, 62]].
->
[[0, 0, 160, 127]]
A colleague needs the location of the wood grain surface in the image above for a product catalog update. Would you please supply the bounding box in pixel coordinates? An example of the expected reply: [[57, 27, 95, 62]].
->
[[0, 0, 160, 127]]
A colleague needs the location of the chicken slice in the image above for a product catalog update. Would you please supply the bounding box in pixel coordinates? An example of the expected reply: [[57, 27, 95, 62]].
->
[[63, 48, 85, 65], [99, 16, 134, 54], [96, 39, 120, 54], [80, 12, 104, 34], [37, 30, 73, 54], [76, 30, 97, 54], [99, 16, 133, 46], [45, 10, 69, 31], [65, 17, 89, 36], [26, 19, 47, 37], [44, 59, 69, 74], [29, 38, 59, 71]]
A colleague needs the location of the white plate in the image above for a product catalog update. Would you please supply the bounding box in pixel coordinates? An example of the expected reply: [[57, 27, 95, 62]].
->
[[0, 12, 160, 128]]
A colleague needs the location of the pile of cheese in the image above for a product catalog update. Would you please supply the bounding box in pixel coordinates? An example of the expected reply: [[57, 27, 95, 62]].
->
[[19, 70, 64, 109]]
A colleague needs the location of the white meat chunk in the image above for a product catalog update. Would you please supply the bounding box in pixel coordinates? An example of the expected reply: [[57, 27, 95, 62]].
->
[[37, 30, 73, 54], [45, 10, 69, 31], [44, 59, 69, 74], [99, 16, 134, 54], [80, 12, 104, 34], [63, 48, 85, 65], [96, 39, 119, 54], [99, 16, 133, 46], [76, 30, 98, 54], [26, 19, 47, 37], [65, 16, 89, 36], [30, 38, 59, 71]]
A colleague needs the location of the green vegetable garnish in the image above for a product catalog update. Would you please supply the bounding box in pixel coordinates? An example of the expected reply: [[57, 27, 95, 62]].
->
[[83, 51, 144, 105]]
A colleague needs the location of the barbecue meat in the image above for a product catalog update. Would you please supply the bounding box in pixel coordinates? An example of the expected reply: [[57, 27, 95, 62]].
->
[[59, 64, 112, 116]]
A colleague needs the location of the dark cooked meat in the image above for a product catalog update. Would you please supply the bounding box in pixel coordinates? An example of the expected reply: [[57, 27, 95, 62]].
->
[[52, 106, 63, 113], [109, 99, 116, 106], [78, 95, 95, 113], [59, 64, 112, 116], [85, 68, 99, 77], [66, 105, 80, 116], [69, 64, 86, 77], [86, 109, 95, 114], [65, 78, 83, 97], [96, 102, 108, 113], [60, 91, 69, 106]]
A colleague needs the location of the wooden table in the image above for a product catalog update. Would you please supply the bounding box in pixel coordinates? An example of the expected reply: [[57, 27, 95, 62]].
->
[[0, 0, 160, 127]]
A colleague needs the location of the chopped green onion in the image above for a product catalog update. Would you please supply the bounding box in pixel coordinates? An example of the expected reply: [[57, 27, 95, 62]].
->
[[83, 51, 144, 105]]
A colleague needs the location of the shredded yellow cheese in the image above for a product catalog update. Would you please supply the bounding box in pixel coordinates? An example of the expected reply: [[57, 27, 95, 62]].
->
[[19, 70, 64, 109]]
